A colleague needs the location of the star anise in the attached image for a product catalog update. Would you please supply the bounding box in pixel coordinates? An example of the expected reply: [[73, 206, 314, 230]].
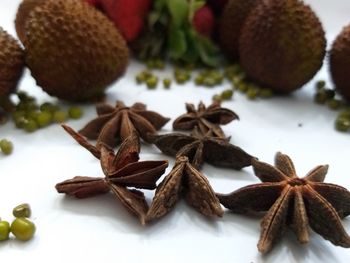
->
[[217, 152, 350, 253], [150, 127, 253, 170], [79, 101, 170, 148], [146, 156, 223, 223], [56, 124, 169, 225], [173, 101, 239, 138]]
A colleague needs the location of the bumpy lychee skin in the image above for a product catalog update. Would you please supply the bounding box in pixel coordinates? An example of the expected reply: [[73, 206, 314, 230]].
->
[[0, 27, 24, 97], [219, 0, 258, 61], [24, 0, 129, 102], [239, 0, 326, 93], [15, 0, 46, 43], [330, 25, 350, 101]]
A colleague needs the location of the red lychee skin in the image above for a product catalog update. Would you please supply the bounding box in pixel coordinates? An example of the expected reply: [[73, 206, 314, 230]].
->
[[193, 5, 215, 37], [99, 0, 152, 42]]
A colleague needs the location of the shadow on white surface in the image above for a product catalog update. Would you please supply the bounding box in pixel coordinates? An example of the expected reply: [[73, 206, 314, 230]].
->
[[56, 192, 223, 235], [257, 231, 341, 263], [204, 164, 257, 182], [56, 193, 146, 232]]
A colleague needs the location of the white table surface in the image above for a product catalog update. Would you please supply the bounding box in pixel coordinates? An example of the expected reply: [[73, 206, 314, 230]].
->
[[1, 0, 350, 262]]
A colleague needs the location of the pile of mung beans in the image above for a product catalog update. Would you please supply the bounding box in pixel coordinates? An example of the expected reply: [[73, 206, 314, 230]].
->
[[135, 61, 273, 102], [12, 91, 83, 133], [0, 203, 35, 242]]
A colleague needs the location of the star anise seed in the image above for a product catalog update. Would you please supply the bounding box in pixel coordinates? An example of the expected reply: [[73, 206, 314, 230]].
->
[[217, 152, 350, 253], [56, 124, 169, 225], [146, 156, 223, 223], [79, 101, 170, 148], [173, 101, 239, 139], [150, 127, 254, 170]]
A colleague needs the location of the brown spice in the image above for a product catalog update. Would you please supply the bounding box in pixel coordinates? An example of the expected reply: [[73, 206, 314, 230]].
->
[[79, 101, 170, 148], [56, 124, 168, 225], [217, 152, 350, 253], [146, 156, 223, 223], [150, 127, 254, 170], [173, 101, 239, 139]]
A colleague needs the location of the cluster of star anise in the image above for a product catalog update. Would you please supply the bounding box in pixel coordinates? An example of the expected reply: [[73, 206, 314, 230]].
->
[[56, 101, 175, 225], [56, 101, 252, 224], [146, 101, 254, 222], [55, 100, 350, 254]]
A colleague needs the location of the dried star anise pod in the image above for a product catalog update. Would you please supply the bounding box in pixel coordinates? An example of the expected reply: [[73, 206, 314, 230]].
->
[[56, 124, 168, 225], [79, 101, 170, 148], [146, 156, 223, 223], [217, 152, 350, 253], [150, 127, 254, 170], [173, 101, 239, 138]]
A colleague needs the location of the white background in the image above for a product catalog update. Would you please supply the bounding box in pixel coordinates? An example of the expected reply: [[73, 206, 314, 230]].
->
[[1, 0, 350, 262]]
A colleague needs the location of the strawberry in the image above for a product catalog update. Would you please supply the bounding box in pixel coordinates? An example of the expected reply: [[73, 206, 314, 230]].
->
[[99, 0, 152, 42], [192, 5, 215, 38]]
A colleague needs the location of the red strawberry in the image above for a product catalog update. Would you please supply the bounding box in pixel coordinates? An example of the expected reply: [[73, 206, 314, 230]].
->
[[99, 0, 152, 42], [193, 5, 215, 37]]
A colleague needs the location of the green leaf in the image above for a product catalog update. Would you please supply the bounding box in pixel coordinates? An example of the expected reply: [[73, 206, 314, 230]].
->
[[195, 32, 224, 67], [148, 11, 161, 27], [167, 0, 189, 27], [154, 0, 167, 10], [188, 0, 205, 20], [181, 28, 199, 63], [168, 28, 187, 59], [193, 0, 206, 11], [158, 13, 169, 25]]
